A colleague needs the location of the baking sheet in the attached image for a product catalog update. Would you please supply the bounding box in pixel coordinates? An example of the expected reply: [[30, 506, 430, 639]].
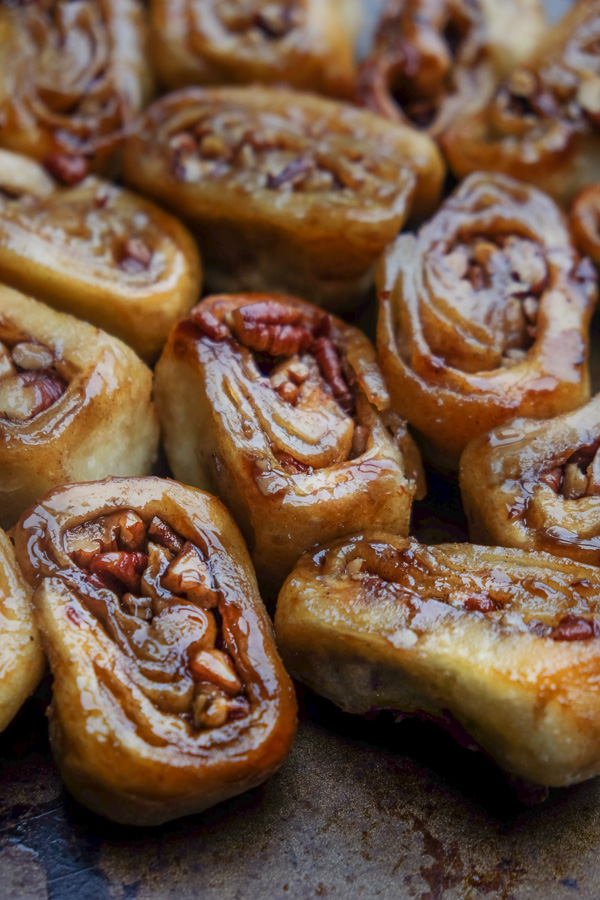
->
[[2, 1, 598, 898]]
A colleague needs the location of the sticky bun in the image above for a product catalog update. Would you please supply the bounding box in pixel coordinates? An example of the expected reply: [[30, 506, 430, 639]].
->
[[443, 0, 600, 205], [0, 0, 152, 178], [151, 0, 360, 98], [377, 172, 596, 469], [0, 150, 201, 362], [357, 0, 545, 140], [0, 287, 158, 529], [154, 293, 425, 590], [276, 533, 600, 788], [0, 527, 44, 733], [123, 86, 444, 309], [12, 477, 297, 826], [460, 394, 600, 567]]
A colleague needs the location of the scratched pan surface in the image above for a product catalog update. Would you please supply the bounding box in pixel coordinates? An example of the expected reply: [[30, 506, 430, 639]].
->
[[2, 1, 597, 898]]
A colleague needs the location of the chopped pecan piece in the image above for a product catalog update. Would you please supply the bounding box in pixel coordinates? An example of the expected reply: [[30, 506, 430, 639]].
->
[[148, 516, 185, 554], [44, 153, 89, 185], [266, 156, 316, 190], [89, 551, 148, 592], [539, 466, 563, 492], [118, 237, 153, 274], [550, 614, 598, 641], [192, 308, 230, 342], [311, 337, 353, 413], [162, 543, 220, 608], [464, 595, 503, 613], [189, 648, 242, 695], [0, 371, 66, 421], [10, 342, 54, 371]]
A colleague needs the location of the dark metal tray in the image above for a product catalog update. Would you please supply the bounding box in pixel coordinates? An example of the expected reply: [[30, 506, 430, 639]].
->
[[3, 1, 598, 897]]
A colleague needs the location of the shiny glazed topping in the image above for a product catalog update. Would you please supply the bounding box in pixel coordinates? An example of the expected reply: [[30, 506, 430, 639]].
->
[[0, 338, 66, 421], [65, 509, 249, 730]]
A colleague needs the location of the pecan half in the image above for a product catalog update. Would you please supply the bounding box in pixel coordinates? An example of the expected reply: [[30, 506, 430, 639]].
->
[[231, 301, 314, 357], [118, 237, 153, 274], [44, 153, 89, 185], [192, 308, 230, 342], [311, 337, 353, 413], [550, 614, 598, 641]]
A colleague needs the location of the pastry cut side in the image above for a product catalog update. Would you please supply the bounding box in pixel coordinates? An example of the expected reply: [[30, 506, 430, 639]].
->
[[151, 0, 360, 98], [275, 533, 600, 788], [460, 395, 600, 567], [123, 86, 444, 309], [0, 528, 44, 733], [0, 150, 201, 362], [154, 293, 425, 590], [442, 0, 600, 205], [0, 288, 158, 529], [0, 0, 153, 178], [357, 0, 545, 140], [377, 172, 596, 469], [12, 477, 297, 826]]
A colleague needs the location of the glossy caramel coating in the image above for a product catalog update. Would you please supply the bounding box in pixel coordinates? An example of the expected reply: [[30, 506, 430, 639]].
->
[[0, 288, 158, 529], [0, 0, 153, 176], [155, 293, 425, 590], [460, 395, 600, 567], [12, 477, 296, 826], [357, 0, 545, 140], [443, 0, 600, 206], [275, 533, 600, 788], [0, 150, 201, 363], [151, 0, 360, 98], [0, 528, 44, 733], [123, 86, 444, 310], [377, 172, 596, 470]]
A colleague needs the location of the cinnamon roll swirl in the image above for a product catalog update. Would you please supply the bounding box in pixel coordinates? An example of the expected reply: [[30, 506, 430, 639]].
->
[[0, 0, 153, 179], [0, 527, 44, 733], [357, 0, 545, 140], [0, 150, 201, 362], [460, 394, 600, 567], [0, 287, 158, 529], [276, 533, 600, 788], [151, 0, 360, 98], [154, 293, 425, 590], [12, 477, 297, 826], [123, 86, 444, 309], [443, 0, 600, 205], [377, 172, 596, 469]]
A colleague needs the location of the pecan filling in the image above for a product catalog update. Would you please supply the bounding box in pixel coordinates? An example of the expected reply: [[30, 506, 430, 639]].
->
[[218, 1, 297, 40], [66, 510, 250, 730], [539, 442, 600, 501], [193, 300, 362, 474], [167, 107, 402, 201], [442, 233, 549, 367], [0, 338, 66, 421]]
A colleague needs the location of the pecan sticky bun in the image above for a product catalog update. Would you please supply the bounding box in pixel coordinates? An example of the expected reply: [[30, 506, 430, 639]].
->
[[151, 0, 360, 98], [0, 150, 201, 362], [275, 533, 600, 789], [12, 477, 297, 825], [0, 287, 159, 529], [571, 184, 600, 267], [460, 394, 600, 567], [377, 172, 596, 470], [357, 0, 545, 140], [0, 0, 153, 178], [0, 527, 44, 733], [123, 86, 444, 309], [443, 0, 600, 206], [154, 294, 425, 591]]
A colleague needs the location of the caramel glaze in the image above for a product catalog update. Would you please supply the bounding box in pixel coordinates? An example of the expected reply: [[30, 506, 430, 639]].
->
[[275, 532, 600, 787], [155, 293, 424, 590], [460, 394, 600, 567], [12, 477, 296, 825]]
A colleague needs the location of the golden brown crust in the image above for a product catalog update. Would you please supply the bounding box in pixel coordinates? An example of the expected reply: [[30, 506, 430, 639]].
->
[[123, 86, 444, 310], [0, 528, 44, 733], [154, 293, 425, 590], [0, 150, 201, 363], [442, 0, 600, 205], [377, 172, 596, 469], [12, 477, 297, 826], [0, 287, 159, 529], [357, 0, 545, 139], [151, 0, 360, 98], [0, 0, 153, 178], [460, 394, 600, 566], [275, 533, 600, 787]]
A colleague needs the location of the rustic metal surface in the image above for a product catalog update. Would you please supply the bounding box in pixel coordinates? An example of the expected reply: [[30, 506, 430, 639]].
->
[[2, 1, 596, 898]]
